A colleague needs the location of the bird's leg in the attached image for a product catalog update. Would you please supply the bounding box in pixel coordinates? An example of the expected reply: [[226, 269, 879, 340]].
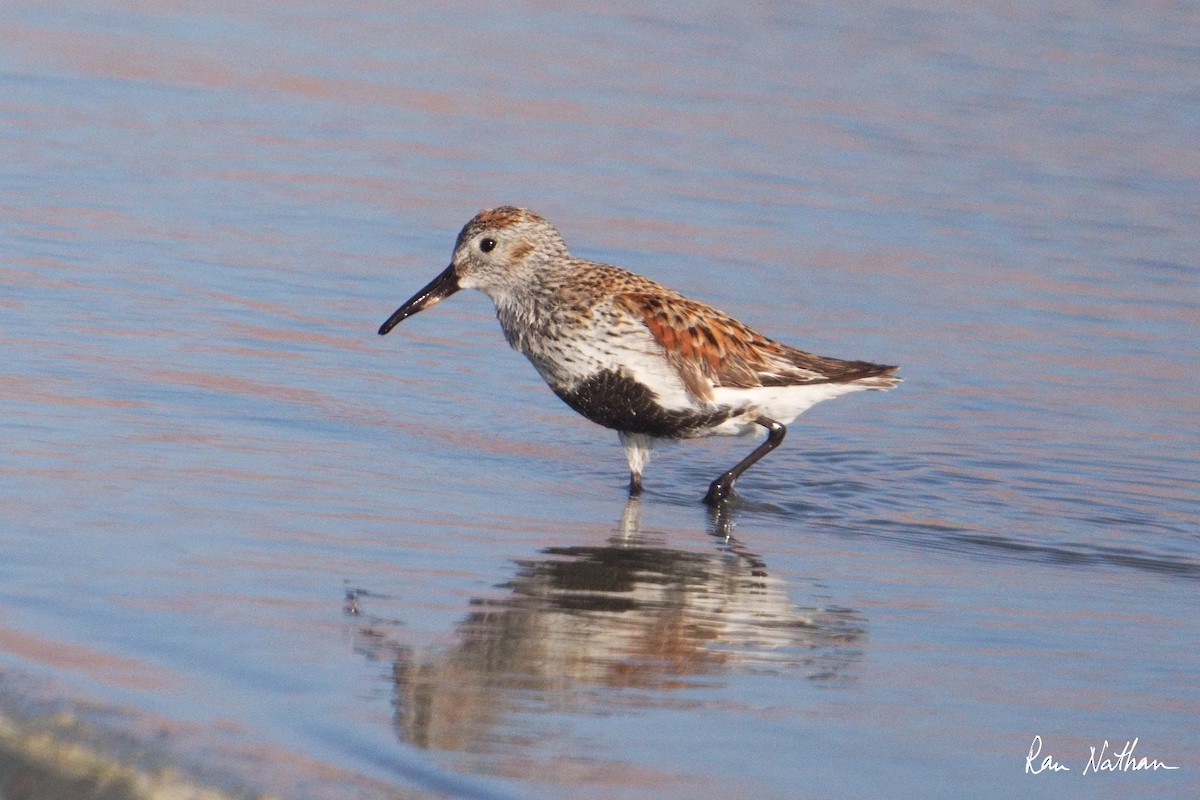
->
[[704, 416, 786, 505], [619, 432, 652, 496]]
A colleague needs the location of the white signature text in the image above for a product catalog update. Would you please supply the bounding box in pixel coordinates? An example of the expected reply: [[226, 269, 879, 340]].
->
[[1026, 736, 1179, 775]]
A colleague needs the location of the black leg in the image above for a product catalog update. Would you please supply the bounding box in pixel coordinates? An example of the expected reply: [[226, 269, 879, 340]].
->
[[629, 472, 644, 495], [703, 416, 787, 505]]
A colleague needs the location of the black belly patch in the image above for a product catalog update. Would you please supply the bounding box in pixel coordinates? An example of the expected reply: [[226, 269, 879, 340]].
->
[[552, 370, 733, 438]]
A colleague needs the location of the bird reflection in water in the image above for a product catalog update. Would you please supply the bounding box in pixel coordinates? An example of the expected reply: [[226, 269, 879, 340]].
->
[[348, 499, 865, 754]]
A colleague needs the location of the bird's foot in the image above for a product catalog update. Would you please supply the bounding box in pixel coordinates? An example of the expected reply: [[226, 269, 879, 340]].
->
[[703, 474, 735, 505]]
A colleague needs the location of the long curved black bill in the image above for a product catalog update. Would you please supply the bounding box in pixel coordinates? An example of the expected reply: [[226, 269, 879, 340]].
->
[[378, 264, 461, 335]]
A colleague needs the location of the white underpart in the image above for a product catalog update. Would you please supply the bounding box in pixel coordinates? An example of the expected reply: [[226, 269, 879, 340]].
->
[[706, 382, 876, 434], [607, 331, 695, 408], [528, 312, 696, 409], [615, 383, 877, 476]]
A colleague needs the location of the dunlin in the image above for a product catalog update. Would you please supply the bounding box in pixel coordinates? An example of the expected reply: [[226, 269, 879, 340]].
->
[[379, 207, 899, 504]]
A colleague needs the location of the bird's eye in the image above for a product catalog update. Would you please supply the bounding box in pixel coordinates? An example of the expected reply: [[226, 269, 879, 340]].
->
[[479, 237, 496, 253]]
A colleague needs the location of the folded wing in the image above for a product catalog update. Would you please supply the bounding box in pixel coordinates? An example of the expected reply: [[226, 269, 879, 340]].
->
[[615, 292, 898, 404]]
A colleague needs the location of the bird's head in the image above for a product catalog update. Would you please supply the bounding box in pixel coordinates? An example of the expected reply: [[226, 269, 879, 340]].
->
[[379, 206, 567, 335]]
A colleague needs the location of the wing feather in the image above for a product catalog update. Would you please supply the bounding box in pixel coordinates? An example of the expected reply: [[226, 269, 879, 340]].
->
[[615, 292, 897, 402]]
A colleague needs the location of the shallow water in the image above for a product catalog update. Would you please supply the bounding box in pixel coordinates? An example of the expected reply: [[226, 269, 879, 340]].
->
[[2, 2, 1198, 798]]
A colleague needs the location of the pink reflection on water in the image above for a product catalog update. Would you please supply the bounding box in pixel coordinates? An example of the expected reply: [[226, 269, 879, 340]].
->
[[0, 620, 175, 692]]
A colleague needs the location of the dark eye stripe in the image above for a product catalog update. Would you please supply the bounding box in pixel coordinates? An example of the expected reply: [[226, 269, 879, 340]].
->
[[479, 237, 496, 253]]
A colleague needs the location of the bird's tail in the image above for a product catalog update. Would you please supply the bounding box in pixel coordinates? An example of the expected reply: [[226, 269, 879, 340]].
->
[[853, 365, 901, 390]]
